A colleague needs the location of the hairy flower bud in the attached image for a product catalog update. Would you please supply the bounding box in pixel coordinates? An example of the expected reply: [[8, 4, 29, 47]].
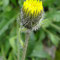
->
[[21, 0, 44, 31]]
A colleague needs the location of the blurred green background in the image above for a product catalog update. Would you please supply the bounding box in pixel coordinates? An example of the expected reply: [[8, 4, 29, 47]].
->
[[0, 0, 60, 60]]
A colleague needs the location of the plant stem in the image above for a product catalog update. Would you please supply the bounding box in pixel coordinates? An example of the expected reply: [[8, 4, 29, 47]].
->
[[22, 31, 30, 60], [17, 16, 20, 60]]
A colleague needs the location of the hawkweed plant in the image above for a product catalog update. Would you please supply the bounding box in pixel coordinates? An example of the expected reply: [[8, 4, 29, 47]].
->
[[20, 0, 44, 60]]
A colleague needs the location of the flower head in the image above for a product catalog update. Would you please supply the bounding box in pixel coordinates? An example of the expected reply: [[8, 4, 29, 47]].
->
[[21, 0, 44, 30], [23, 0, 43, 17]]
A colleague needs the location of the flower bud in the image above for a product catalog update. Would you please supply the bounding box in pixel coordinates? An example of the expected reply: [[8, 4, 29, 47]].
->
[[21, 0, 44, 31]]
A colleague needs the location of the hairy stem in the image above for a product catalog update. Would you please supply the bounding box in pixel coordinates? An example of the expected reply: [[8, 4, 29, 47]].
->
[[22, 32, 30, 60], [17, 16, 20, 60]]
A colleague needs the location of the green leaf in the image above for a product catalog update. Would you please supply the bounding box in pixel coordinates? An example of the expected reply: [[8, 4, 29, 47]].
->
[[18, 0, 23, 8], [11, 0, 17, 6], [43, 0, 55, 7], [8, 51, 16, 60], [41, 19, 51, 28], [9, 36, 17, 50], [48, 32, 59, 46], [0, 9, 19, 35], [51, 23, 60, 33], [52, 11, 60, 22], [3, 0, 9, 8], [30, 43, 49, 58], [43, 28, 60, 46], [27, 32, 36, 55], [39, 30, 46, 41], [46, 11, 60, 22]]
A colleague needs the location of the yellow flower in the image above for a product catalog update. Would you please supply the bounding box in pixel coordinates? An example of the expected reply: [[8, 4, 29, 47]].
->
[[23, 0, 43, 17], [21, 0, 44, 30]]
